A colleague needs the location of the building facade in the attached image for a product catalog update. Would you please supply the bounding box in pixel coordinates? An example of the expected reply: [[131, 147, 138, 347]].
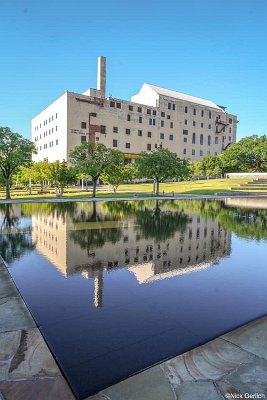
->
[[32, 57, 237, 163]]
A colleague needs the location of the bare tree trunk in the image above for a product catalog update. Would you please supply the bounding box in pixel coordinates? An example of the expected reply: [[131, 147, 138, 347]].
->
[[92, 178, 97, 198], [5, 177, 11, 200], [60, 185, 64, 196], [155, 181, 160, 196]]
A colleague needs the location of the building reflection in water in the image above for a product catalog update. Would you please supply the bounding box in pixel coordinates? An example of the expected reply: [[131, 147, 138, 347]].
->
[[30, 201, 232, 308]]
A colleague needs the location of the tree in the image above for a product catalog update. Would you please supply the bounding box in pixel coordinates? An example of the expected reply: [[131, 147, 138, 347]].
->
[[0, 127, 36, 199], [102, 162, 137, 192], [201, 155, 224, 178], [48, 161, 77, 196], [32, 161, 50, 192], [69, 142, 123, 197], [136, 148, 189, 195], [221, 135, 267, 172]]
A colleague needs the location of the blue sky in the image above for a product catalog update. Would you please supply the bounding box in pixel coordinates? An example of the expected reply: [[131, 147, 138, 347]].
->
[[0, 0, 267, 141]]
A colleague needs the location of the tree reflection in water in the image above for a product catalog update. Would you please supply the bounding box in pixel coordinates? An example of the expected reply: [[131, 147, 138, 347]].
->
[[0, 204, 35, 264]]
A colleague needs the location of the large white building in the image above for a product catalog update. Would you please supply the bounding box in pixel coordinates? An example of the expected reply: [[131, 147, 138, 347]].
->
[[32, 57, 237, 163]]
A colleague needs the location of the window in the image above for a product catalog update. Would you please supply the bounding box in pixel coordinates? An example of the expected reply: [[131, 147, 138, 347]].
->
[[139, 116, 142, 123], [229, 127, 232, 133], [193, 121, 196, 126], [55, 113, 57, 119], [155, 144, 158, 148], [127, 114, 131, 121], [81, 136, 87, 142], [222, 136, 225, 142], [168, 103, 171, 110], [56, 139, 58, 145], [126, 142, 130, 149], [138, 130, 142, 136], [52, 116, 54, 121], [161, 120, 164, 127], [81, 122, 87, 129], [91, 113, 97, 117], [149, 118, 156, 125], [185, 119, 187, 125], [137, 106, 142, 112], [170, 122, 173, 128], [229, 136, 232, 141], [208, 124, 211, 129], [167, 115, 170, 119], [192, 132, 196, 144], [160, 133, 164, 140], [192, 149, 195, 155], [152, 110, 157, 116], [110, 101, 115, 107], [214, 151, 218, 155], [49, 118, 51, 123], [147, 143, 151, 150], [129, 105, 133, 111], [49, 129, 51, 134], [113, 126, 118, 133], [147, 131, 152, 138], [161, 112, 165, 117], [172, 104, 176, 110], [208, 135, 211, 146], [201, 123, 203, 128], [215, 136, 218, 144], [209, 112, 212, 119], [229, 118, 233, 123], [147, 109, 151, 115], [169, 134, 173, 141], [113, 139, 118, 147], [116, 102, 121, 109], [40, 145, 42, 151], [100, 125, 106, 134], [126, 128, 130, 135], [200, 134, 204, 145], [55, 126, 57, 131], [193, 108, 196, 115], [52, 128, 53, 133], [184, 137, 187, 142], [183, 149, 187, 155], [201, 110, 204, 117], [183, 129, 188, 135], [185, 106, 188, 113], [200, 150, 203, 156]]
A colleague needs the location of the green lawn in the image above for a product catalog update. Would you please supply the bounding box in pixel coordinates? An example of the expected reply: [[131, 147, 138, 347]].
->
[[1, 178, 264, 201]]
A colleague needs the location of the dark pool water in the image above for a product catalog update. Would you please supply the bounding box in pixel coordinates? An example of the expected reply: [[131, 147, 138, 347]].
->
[[0, 199, 267, 399]]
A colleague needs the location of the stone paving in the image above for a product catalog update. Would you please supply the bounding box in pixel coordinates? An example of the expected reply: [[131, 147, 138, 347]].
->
[[0, 255, 267, 400]]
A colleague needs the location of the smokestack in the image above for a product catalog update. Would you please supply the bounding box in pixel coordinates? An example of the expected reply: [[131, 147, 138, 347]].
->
[[97, 56, 106, 98]]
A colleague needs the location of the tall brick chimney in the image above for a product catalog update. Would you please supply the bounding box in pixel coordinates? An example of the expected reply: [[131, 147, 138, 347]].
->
[[97, 56, 106, 99]]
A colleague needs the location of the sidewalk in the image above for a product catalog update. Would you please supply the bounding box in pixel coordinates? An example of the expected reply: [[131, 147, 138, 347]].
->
[[0, 256, 266, 400]]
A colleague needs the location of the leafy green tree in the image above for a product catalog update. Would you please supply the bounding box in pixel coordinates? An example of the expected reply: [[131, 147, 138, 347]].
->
[[137, 148, 189, 195], [102, 162, 137, 192], [48, 161, 77, 196], [32, 161, 50, 192], [221, 135, 267, 172], [189, 161, 205, 179], [69, 142, 123, 197], [0, 127, 36, 199]]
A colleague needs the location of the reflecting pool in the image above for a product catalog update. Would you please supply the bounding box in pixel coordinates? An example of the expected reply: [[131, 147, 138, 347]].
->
[[0, 199, 267, 399]]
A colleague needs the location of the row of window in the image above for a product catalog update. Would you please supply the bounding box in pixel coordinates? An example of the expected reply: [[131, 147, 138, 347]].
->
[[34, 126, 58, 141], [34, 113, 58, 131], [112, 139, 221, 156], [109, 101, 234, 124], [37, 140, 59, 151]]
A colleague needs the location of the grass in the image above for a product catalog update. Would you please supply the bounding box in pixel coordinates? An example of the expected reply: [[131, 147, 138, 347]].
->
[[1, 178, 265, 201]]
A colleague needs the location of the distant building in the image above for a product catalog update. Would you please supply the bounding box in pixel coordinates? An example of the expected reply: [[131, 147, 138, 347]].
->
[[32, 57, 237, 163]]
